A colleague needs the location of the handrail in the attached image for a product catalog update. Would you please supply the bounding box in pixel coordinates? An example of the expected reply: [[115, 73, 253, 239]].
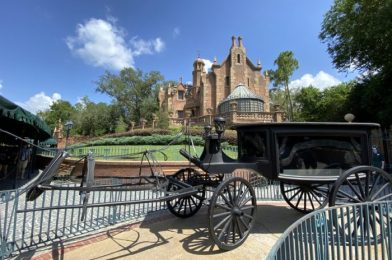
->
[[267, 200, 392, 260]]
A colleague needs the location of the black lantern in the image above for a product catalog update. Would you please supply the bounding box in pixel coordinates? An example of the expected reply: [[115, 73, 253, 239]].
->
[[214, 117, 226, 137], [64, 120, 74, 148], [204, 124, 212, 137]]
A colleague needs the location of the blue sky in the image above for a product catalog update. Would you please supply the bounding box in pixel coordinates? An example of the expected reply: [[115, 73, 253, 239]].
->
[[0, 0, 355, 114]]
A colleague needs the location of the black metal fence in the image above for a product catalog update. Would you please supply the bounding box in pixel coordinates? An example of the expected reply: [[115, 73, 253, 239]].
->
[[267, 201, 392, 260], [0, 170, 283, 259]]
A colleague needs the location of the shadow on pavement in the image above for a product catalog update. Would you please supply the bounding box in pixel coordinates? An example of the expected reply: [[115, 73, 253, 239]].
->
[[138, 204, 304, 256], [28, 203, 303, 259]]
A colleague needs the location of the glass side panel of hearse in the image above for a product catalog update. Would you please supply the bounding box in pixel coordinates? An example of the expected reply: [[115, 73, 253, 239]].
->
[[276, 130, 369, 181]]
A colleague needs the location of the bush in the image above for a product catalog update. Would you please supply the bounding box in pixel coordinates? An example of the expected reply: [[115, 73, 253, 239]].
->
[[71, 134, 205, 147], [70, 126, 238, 148]]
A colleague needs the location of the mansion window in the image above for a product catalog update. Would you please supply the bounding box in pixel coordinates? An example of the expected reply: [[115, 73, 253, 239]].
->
[[178, 90, 184, 100], [225, 76, 230, 86], [238, 100, 264, 112], [237, 54, 241, 64], [177, 110, 184, 118]]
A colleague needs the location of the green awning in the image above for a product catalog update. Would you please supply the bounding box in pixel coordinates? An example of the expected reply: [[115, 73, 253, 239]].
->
[[39, 138, 57, 146], [0, 95, 52, 141]]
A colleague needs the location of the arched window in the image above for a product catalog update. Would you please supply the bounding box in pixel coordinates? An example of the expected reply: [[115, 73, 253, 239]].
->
[[237, 54, 241, 63]]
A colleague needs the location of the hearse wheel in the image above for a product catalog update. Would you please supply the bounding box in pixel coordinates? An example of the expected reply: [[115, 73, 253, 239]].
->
[[280, 182, 329, 213], [166, 168, 206, 218], [208, 176, 257, 251], [329, 166, 392, 245]]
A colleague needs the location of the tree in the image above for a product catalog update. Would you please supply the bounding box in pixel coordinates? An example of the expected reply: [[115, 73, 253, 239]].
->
[[115, 116, 128, 133], [293, 86, 322, 121], [320, 0, 392, 126], [320, 0, 392, 74], [157, 111, 170, 129], [348, 73, 392, 126], [38, 100, 76, 130], [96, 68, 164, 125], [74, 97, 119, 136], [268, 51, 299, 121], [294, 83, 353, 122], [320, 83, 353, 121]]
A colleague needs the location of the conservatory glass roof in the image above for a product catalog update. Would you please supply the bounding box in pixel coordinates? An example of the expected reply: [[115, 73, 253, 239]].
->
[[221, 84, 264, 102], [218, 84, 265, 114]]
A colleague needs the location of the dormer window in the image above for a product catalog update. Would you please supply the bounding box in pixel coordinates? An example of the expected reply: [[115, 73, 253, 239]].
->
[[178, 90, 184, 100], [237, 54, 241, 63]]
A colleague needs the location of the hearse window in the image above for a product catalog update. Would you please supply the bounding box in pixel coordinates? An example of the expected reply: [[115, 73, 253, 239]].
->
[[278, 134, 363, 175], [239, 131, 266, 160]]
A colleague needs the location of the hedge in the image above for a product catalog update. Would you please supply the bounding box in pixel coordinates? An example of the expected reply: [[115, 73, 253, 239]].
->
[[71, 128, 237, 148]]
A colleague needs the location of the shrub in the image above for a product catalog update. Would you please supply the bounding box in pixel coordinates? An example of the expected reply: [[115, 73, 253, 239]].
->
[[71, 134, 205, 147], [70, 126, 237, 148]]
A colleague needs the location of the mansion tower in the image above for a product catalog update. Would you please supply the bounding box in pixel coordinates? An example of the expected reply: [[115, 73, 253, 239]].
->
[[159, 36, 283, 125]]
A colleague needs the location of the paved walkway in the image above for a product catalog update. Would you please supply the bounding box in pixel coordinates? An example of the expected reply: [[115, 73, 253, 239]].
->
[[26, 202, 303, 260]]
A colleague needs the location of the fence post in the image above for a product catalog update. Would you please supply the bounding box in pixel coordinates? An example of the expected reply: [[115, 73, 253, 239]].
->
[[0, 191, 15, 259], [81, 152, 95, 221], [314, 211, 328, 260]]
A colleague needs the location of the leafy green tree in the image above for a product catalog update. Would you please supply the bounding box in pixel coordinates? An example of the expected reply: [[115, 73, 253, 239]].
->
[[293, 86, 322, 121], [320, 0, 392, 126], [96, 68, 164, 124], [74, 97, 119, 136], [268, 51, 299, 121], [38, 100, 76, 130], [320, 0, 392, 74], [294, 83, 353, 122], [320, 83, 353, 121], [115, 115, 128, 133], [269, 88, 286, 109], [157, 111, 170, 129], [140, 96, 159, 121], [348, 73, 392, 126]]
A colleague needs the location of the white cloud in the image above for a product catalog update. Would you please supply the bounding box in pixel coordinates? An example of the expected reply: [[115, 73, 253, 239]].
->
[[202, 59, 213, 73], [0, 80, 3, 91], [154, 38, 165, 52], [16, 92, 61, 114], [173, 27, 180, 38], [130, 37, 165, 56], [66, 18, 133, 70], [66, 18, 166, 70], [289, 71, 341, 90]]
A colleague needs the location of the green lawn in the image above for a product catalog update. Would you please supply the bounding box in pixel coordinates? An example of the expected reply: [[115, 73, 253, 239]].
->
[[68, 145, 238, 161]]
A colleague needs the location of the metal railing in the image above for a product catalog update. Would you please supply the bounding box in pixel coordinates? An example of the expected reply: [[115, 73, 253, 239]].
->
[[36, 146, 238, 161], [0, 170, 280, 259], [267, 201, 392, 260], [3, 156, 391, 259], [0, 183, 168, 258]]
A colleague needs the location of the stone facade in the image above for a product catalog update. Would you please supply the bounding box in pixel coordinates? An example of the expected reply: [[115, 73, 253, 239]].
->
[[159, 36, 282, 125]]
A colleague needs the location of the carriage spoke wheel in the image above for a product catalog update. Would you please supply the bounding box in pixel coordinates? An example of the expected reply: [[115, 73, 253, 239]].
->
[[329, 166, 392, 245], [208, 176, 256, 251], [280, 182, 329, 213], [166, 168, 206, 218]]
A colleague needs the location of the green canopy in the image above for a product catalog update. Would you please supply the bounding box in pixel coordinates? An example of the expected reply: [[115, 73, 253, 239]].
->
[[39, 137, 57, 146], [0, 95, 52, 141]]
